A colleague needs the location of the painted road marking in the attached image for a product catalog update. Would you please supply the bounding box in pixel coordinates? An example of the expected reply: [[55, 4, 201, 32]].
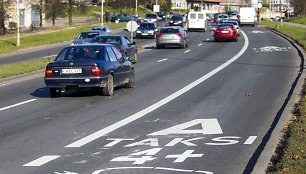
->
[[206, 39, 210, 41], [184, 50, 191, 53], [165, 150, 203, 163], [65, 30, 249, 148], [92, 167, 213, 174], [0, 99, 37, 112], [157, 58, 168, 62], [198, 44, 202, 46], [23, 155, 60, 167], [244, 136, 257, 144]]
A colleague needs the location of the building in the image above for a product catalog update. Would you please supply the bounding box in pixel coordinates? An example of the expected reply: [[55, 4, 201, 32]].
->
[[185, 0, 233, 13], [172, 0, 188, 10], [6, 0, 44, 30]]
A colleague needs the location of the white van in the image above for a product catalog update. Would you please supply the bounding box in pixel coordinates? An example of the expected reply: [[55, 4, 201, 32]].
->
[[187, 11, 207, 32], [239, 7, 256, 27]]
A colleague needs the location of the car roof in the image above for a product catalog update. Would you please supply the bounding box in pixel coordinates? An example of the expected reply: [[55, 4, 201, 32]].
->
[[81, 30, 103, 33], [160, 26, 181, 29], [66, 44, 113, 48]]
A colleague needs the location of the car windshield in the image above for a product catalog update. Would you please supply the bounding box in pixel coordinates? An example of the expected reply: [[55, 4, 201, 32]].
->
[[78, 32, 100, 39], [146, 14, 157, 18], [171, 16, 182, 20], [92, 36, 121, 44], [219, 15, 228, 18], [139, 23, 155, 29], [160, 28, 179, 34], [56, 46, 103, 61]]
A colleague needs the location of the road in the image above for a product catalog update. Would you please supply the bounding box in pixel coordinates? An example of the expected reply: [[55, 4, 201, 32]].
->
[[0, 24, 303, 174]]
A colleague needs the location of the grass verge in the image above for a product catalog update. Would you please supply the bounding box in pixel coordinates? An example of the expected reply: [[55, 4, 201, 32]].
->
[[0, 58, 54, 79], [260, 20, 306, 174], [0, 22, 124, 55]]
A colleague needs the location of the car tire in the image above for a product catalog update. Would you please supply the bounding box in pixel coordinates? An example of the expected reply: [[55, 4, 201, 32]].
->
[[50, 88, 61, 98], [133, 52, 138, 64], [102, 74, 114, 96], [156, 44, 161, 49], [126, 71, 135, 88]]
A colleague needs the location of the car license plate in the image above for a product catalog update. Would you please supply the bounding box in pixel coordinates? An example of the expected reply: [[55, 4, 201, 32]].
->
[[221, 30, 230, 33], [61, 68, 82, 74], [164, 36, 173, 39]]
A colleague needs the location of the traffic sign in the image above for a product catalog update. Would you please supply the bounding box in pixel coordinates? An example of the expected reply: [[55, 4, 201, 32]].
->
[[126, 21, 138, 32]]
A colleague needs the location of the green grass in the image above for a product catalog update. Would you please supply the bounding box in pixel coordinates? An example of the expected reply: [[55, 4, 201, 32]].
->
[[0, 58, 54, 79], [0, 23, 124, 54], [260, 20, 306, 174], [286, 17, 306, 25]]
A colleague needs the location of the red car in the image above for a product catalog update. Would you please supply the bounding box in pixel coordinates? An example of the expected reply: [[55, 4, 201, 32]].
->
[[214, 24, 238, 42]]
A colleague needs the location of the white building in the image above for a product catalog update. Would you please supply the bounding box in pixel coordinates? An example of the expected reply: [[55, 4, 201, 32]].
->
[[172, 0, 188, 10], [6, 0, 44, 29]]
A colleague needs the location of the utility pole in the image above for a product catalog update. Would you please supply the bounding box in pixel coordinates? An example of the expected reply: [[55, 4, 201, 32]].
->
[[280, 0, 283, 28], [135, 0, 138, 17], [101, 0, 104, 26], [16, 0, 20, 47]]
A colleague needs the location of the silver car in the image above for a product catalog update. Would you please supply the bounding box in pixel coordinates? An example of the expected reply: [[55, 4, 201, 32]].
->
[[156, 26, 189, 49]]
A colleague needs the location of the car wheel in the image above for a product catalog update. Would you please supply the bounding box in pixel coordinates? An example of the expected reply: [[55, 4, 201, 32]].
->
[[133, 52, 138, 64], [102, 74, 114, 96], [50, 88, 61, 98], [126, 71, 135, 88], [156, 44, 161, 49]]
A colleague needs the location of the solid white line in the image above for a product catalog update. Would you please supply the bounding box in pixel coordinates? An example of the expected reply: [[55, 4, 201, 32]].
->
[[157, 58, 168, 62], [184, 50, 191, 53], [244, 136, 257, 145], [65, 30, 249, 148], [155, 167, 193, 172], [198, 44, 202, 46], [0, 99, 37, 112], [43, 54, 57, 59], [23, 155, 60, 167]]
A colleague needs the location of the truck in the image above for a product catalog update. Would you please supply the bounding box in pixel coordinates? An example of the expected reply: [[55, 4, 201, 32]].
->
[[239, 7, 256, 27]]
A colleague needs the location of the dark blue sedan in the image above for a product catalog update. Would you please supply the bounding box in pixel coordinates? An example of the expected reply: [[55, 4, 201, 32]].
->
[[44, 44, 135, 97]]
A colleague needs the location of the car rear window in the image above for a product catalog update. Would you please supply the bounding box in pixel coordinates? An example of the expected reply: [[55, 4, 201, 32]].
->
[[160, 28, 179, 34], [92, 36, 121, 44], [146, 14, 157, 18], [171, 16, 182, 20], [198, 14, 204, 19], [190, 13, 196, 19], [217, 24, 234, 29], [78, 32, 100, 39], [57, 46, 103, 61]]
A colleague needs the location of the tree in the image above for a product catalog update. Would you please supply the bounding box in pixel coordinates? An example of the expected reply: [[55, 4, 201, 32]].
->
[[62, 0, 73, 26], [290, 0, 306, 16], [45, 0, 64, 26], [0, 0, 14, 34], [160, 0, 172, 13]]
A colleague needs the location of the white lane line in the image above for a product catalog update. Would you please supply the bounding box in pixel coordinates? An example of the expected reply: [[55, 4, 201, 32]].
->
[[244, 136, 257, 144], [206, 38, 210, 41], [23, 155, 60, 167], [65, 30, 249, 148], [43, 54, 57, 59], [157, 58, 168, 62], [0, 99, 37, 112], [198, 43, 202, 46], [184, 50, 191, 53]]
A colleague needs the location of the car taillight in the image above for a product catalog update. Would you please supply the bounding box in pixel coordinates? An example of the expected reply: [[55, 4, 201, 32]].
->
[[45, 68, 52, 77], [92, 67, 101, 76], [157, 34, 163, 38], [176, 33, 182, 37], [215, 29, 221, 33]]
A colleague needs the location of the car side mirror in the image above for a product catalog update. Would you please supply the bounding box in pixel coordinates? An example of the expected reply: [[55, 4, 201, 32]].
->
[[155, 28, 159, 32]]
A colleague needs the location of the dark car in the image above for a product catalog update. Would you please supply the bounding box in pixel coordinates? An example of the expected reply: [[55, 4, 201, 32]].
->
[[44, 44, 135, 97], [91, 35, 138, 63], [72, 30, 107, 45], [214, 23, 238, 42], [92, 25, 112, 33], [136, 22, 159, 39], [144, 13, 158, 22], [169, 15, 184, 27], [111, 14, 133, 23], [157, 12, 166, 20]]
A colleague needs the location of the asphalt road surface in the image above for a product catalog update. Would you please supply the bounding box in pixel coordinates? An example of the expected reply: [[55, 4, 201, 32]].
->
[[0, 24, 303, 174]]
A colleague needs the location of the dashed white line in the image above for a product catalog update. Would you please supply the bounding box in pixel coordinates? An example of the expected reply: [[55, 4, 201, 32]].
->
[[184, 50, 191, 53], [244, 136, 257, 144], [23, 155, 60, 167], [157, 58, 168, 62], [65, 30, 249, 148], [0, 99, 37, 112], [198, 44, 202, 46], [206, 38, 210, 41]]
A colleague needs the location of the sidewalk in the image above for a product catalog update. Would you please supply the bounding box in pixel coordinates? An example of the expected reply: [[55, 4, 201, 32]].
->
[[284, 21, 306, 28]]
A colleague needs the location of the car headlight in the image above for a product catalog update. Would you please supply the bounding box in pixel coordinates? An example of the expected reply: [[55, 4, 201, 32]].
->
[[148, 30, 154, 33], [178, 21, 182, 23], [136, 30, 141, 33], [170, 20, 173, 23]]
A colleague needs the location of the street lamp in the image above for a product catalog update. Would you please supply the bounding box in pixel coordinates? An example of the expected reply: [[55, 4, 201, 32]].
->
[[135, 0, 138, 17], [16, 0, 20, 47], [101, 0, 104, 26]]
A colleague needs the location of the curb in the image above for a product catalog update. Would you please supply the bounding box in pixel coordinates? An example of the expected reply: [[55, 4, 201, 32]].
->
[[251, 27, 306, 174]]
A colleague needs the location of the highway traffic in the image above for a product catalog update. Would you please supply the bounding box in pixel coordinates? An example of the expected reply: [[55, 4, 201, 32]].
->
[[0, 20, 303, 174]]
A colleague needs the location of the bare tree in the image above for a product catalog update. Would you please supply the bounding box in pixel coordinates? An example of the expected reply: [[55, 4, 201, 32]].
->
[[290, 0, 306, 16], [0, 0, 14, 34], [45, 0, 64, 26], [62, 0, 73, 26]]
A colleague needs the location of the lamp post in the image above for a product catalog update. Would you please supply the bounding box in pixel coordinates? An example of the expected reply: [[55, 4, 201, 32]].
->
[[101, 0, 104, 26], [135, 0, 138, 17], [280, 0, 283, 28], [16, 0, 20, 47]]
